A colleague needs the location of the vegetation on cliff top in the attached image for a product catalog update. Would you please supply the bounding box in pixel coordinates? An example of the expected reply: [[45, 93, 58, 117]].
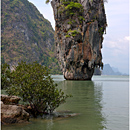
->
[[47, 0, 84, 38]]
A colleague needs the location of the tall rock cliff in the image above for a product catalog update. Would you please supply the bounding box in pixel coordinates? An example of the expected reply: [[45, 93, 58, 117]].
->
[[51, 0, 107, 80], [1, 0, 61, 74]]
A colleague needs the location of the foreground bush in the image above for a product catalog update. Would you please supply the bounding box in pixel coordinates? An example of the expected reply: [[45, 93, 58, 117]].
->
[[6, 61, 70, 117], [1, 63, 11, 89]]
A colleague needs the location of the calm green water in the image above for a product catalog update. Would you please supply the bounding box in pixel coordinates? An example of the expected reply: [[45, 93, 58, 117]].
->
[[2, 75, 129, 130]]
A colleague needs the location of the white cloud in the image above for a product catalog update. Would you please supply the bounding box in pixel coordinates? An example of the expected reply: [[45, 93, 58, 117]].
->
[[124, 36, 130, 41], [105, 41, 117, 48], [104, 36, 129, 51], [102, 35, 129, 74]]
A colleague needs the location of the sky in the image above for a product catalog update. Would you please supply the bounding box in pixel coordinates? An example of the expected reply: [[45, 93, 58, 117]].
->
[[28, 0, 129, 74]]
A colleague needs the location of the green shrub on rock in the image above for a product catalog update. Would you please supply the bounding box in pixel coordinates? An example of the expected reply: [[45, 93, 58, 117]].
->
[[6, 61, 70, 117], [1, 63, 11, 89]]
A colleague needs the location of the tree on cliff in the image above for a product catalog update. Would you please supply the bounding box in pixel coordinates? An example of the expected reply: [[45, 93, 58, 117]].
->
[[6, 61, 70, 117], [46, 0, 50, 4]]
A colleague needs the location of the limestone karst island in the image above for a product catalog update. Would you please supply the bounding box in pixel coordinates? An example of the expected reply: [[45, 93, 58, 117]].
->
[[51, 0, 107, 80]]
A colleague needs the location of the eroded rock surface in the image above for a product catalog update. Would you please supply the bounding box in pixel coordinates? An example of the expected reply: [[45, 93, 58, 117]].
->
[[51, 0, 107, 80], [1, 94, 20, 105], [1, 95, 29, 124]]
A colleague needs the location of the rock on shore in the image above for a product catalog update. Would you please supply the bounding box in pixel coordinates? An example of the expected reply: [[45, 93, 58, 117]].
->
[[1, 95, 20, 105], [1, 95, 29, 124]]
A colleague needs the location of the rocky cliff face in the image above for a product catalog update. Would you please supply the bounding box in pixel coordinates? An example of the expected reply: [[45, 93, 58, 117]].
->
[[51, 0, 107, 80], [1, 0, 61, 74], [2, 0, 53, 64]]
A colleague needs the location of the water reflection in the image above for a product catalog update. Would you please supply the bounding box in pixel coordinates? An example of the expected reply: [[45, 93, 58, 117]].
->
[[56, 80, 106, 130], [46, 119, 54, 130]]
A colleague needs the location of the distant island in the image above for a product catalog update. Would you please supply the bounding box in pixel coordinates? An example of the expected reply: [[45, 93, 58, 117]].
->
[[102, 64, 128, 76], [94, 64, 128, 76]]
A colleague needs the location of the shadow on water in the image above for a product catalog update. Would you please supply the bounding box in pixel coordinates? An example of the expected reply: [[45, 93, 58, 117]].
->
[[2, 79, 107, 130]]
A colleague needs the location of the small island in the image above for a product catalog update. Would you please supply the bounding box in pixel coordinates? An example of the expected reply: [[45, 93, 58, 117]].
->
[[51, 0, 107, 80]]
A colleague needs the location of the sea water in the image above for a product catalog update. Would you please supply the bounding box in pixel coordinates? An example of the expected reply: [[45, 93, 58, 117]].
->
[[2, 75, 129, 130]]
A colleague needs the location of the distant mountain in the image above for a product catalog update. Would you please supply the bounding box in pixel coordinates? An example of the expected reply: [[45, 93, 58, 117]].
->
[[102, 64, 122, 75], [1, 0, 61, 74], [94, 67, 101, 75], [94, 64, 128, 76]]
